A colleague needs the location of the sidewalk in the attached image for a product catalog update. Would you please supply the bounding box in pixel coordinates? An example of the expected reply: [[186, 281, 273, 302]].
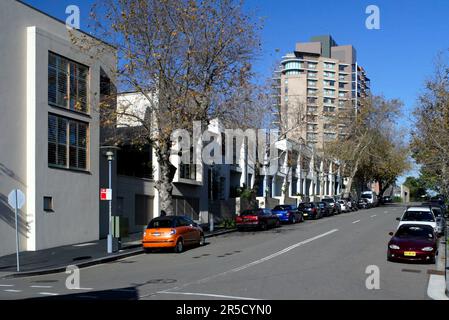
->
[[0, 227, 236, 279]]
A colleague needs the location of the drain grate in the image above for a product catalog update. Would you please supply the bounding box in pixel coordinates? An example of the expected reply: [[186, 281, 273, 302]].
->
[[401, 269, 421, 274]]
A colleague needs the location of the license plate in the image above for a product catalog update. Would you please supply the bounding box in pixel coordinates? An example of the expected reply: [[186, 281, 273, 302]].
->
[[404, 251, 416, 257], [152, 232, 161, 236]]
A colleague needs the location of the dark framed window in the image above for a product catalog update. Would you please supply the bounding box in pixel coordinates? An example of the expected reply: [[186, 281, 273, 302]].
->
[[48, 114, 89, 171], [48, 52, 89, 113], [43, 196, 54, 212]]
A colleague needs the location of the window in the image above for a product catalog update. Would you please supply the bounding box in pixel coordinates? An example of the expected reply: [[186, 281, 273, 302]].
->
[[307, 62, 317, 69], [324, 89, 335, 96], [307, 88, 317, 96], [307, 97, 317, 104], [48, 114, 88, 170], [117, 145, 153, 179], [324, 62, 335, 70], [307, 80, 317, 87], [323, 98, 334, 105], [324, 106, 336, 113], [43, 196, 53, 212], [324, 71, 335, 79], [48, 52, 89, 113]]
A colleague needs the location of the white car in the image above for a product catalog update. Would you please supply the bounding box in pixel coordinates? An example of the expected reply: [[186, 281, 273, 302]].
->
[[397, 206, 437, 231], [338, 200, 348, 212]]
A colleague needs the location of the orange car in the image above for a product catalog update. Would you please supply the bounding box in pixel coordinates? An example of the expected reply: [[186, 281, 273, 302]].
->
[[142, 215, 205, 253]]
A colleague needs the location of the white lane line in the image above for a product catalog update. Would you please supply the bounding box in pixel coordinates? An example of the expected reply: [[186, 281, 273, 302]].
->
[[4, 289, 21, 293], [38, 292, 59, 296], [158, 291, 259, 300], [0, 284, 14, 287], [352, 220, 361, 224], [30, 285, 53, 289], [226, 229, 338, 274], [139, 229, 339, 300], [151, 229, 339, 297], [370, 215, 377, 218]]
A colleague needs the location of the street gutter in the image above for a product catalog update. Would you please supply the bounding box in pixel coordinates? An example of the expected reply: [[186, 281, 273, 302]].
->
[[1, 229, 237, 279]]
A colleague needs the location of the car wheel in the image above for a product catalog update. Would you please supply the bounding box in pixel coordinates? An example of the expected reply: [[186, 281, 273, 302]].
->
[[260, 222, 267, 230], [430, 255, 436, 264], [174, 239, 184, 253], [275, 219, 281, 227], [143, 248, 152, 254], [291, 216, 296, 224], [199, 234, 206, 246]]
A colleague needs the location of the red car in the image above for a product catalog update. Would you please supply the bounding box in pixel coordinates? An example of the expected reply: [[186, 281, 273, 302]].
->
[[387, 224, 438, 263], [236, 208, 280, 231]]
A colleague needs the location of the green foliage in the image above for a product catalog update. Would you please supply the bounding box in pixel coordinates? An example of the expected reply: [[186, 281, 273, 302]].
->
[[403, 176, 428, 201], [219, 217, 236, 229], [393, 196, 403, 203]]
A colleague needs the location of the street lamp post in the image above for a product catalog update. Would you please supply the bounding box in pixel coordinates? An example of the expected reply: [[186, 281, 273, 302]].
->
[[101, 146, 119, 254], [106, 150, 113, 254], [209, 162, 215, 232]]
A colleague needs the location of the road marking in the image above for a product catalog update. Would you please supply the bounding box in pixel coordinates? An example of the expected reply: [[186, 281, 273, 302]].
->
[[352, 220, 360, 224], [158, 291, 259, 300], [0, 284, 14, 287], [4, 289, 21, 293], [149, 228, 339, 299], [38, 292, 59, 296], [73, 243, 97, 247], [30, 285, 53, 288], [370, 215, 377, 218]]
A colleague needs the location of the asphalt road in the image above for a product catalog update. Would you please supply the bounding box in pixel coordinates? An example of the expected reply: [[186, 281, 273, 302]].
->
[[0, 204, 437, 300]]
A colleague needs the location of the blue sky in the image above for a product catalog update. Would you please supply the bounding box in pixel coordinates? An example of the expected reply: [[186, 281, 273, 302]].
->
[[23, 0, 449, 181]]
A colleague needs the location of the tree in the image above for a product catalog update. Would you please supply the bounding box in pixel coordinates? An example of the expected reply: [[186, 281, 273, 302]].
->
[[74, 0, 261, 215], [411, 52, 449, 198], [324, 95, 403, 197], [403, 176, 427, 201]]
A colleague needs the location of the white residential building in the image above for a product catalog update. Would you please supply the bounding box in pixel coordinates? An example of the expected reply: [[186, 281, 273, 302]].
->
[[0, 0, 116, 257]]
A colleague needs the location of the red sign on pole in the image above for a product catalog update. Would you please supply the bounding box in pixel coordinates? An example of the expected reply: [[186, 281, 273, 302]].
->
[[100, 188, 112, 201]]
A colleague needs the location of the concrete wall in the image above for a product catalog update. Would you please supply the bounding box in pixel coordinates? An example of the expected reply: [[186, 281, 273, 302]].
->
[[0, 0, 115, 255]]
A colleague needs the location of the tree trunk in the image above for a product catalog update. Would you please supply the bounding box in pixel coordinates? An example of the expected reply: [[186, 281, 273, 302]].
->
[[155, 141, 177, 215]]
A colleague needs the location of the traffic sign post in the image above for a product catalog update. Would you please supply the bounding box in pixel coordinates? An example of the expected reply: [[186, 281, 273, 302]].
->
[[8, 189, 25, 272]]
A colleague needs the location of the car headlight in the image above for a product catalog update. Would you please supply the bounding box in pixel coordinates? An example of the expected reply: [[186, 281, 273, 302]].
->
[[422, 247, 433, 251], [143, 231, 146, 237], [169, 229, 176, 235], [389, 244, 400, 250]]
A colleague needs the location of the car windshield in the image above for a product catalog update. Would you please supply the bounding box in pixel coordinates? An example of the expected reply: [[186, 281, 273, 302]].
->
[[273, 205, 289, 211], [147, 219, 175, 229], [321, 199, 333, 203], [301, 203, 313, 208], [361, 194, 372, 199], [396, 226, 434, 239], [402, 211, 435, 222], [241, 209, 261, 216]]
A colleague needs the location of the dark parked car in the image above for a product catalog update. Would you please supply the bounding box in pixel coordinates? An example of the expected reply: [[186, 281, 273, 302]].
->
[[317, 201, 333, 217], [358, 198, 369, 209], [272, 205, 304, 224], [236, 208, 280, 231], [387, 224, 438, 263], [321, 197, 340, 214], [298, 202, 323, 220], [382, 196, 392, 204]]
